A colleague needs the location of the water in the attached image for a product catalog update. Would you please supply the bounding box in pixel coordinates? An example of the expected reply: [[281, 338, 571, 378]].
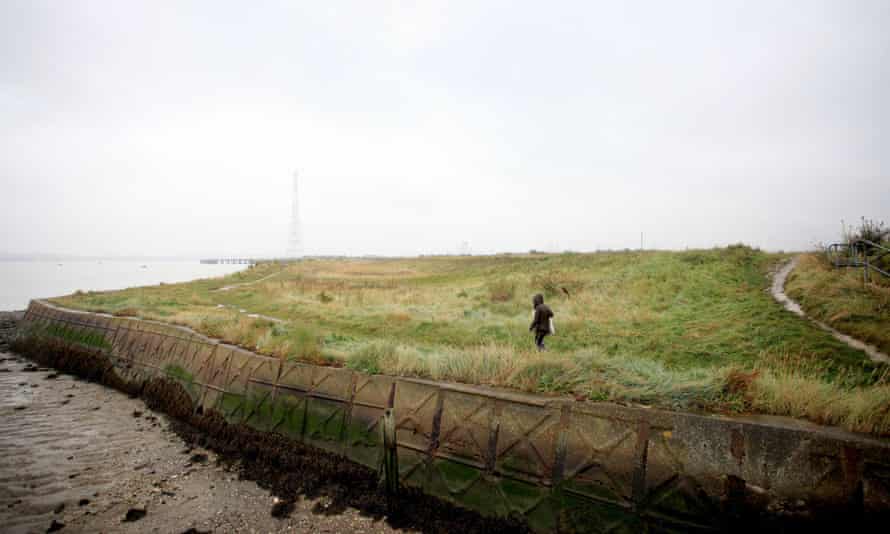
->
[[0, 261, 246, 311]]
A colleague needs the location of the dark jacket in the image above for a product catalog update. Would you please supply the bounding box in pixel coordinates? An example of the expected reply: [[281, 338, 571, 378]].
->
[[529, 294, 554, 334]]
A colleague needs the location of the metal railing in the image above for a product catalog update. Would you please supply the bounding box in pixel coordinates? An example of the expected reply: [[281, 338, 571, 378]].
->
[[826, 239, 890, 282]]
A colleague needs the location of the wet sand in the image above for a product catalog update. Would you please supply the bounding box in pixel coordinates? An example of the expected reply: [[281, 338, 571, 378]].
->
[[0, 350, 414, 534]]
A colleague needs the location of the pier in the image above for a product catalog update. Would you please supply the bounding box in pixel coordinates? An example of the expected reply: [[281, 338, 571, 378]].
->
[[200, 258, 257, 265]]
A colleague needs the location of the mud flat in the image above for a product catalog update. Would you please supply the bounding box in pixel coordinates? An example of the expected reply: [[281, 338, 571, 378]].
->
[[10, 302, 890, 532], [0, 356, 440, 534]]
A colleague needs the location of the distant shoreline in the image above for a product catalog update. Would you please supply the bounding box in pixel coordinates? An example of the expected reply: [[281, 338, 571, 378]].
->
[[0, 256, 206, 262], [0, 261, 247, 313]]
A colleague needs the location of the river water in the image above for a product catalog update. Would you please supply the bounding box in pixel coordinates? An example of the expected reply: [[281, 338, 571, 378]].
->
[[0, 261, 246, 311]]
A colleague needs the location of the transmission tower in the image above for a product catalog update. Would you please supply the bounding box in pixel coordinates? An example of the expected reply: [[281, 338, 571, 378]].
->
[[286, 171, 303, 258]]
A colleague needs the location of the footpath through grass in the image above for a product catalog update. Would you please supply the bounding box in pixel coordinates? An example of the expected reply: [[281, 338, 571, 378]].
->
[[785, 253, 890, 356], [52, 246, 890, 436]]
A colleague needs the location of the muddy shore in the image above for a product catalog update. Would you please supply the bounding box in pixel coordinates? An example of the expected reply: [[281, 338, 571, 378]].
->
[[0, 313, 529, 534]]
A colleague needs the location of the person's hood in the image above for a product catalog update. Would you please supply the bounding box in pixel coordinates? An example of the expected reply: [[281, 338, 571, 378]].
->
[[533, 294, 544, 307]]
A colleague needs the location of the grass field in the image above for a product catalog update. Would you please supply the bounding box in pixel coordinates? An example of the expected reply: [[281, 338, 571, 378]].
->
[[51, 245, 890, 436]]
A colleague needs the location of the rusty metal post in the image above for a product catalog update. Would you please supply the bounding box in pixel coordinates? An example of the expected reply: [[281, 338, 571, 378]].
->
[[339, 371, 358, 452], [423, 388, 445, 489], [382, 407, 399, 497], [549, 402, 572, 515], [631, 420, 651, 507], [551, 403, 571, 487], [194, 344, 219, 415], [108, 323, 122, 354], [485, 400, 502, 474]]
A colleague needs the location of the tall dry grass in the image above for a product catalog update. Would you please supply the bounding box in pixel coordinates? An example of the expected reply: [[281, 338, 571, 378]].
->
[[49, 248, 890, 436]]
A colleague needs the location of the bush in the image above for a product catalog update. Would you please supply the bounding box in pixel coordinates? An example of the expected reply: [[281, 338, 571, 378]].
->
[[679, 251, 715, 266], [487, 280, 516, 302], [291, 326, 323, 362], [845, 216, 887, 245], [530, 271, 585, 298], [346, 342, 398, 375], [842, 217, 890, 277], [198, 315, 228, 338], [720, 243, 760, 267]]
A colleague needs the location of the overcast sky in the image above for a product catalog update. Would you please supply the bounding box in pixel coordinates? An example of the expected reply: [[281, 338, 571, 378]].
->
[[2, 1, 888, 257]]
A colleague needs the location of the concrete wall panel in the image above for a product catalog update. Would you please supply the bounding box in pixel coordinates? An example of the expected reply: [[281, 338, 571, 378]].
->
[[219, 349, 273, 423], [393, 379, 438, 455], [495, 401, 561, 484], [393, 379, 441, 488], [273, 361, 312, 441], [344, 374, 393, 469], [22, 300, 890, 532], [303, 397, 348, 454], [196, 346, 232, 413], [561, 407, 642, 507], [309, 366, 354, 402], [242, 358, 282, 432]]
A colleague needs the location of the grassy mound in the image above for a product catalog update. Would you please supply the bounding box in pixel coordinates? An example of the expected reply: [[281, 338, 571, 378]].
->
[[51, 245, 890, 436]]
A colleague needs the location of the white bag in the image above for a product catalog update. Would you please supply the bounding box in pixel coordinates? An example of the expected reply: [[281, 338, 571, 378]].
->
[[549, 317, 555, 335]]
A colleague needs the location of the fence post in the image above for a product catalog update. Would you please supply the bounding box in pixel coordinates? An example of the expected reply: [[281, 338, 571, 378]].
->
[[864, 254, 870, 285], [382, 407, 399, 497]]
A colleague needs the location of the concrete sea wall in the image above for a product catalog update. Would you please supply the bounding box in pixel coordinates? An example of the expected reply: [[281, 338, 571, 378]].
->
[[19, 300, 890, 531]]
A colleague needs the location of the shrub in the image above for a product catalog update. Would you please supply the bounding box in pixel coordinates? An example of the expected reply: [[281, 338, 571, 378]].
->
[[722, 368, 760, 409], [198, 315, 228, 338], [530, 271, 585, 298], [487, 280, 516, 302], [678, 251, 714, 265], [386, 312, 411, 324], [346, 342, 398, 375], [845, 216, 887, 245], [720, 243, 760, 267], [291, 326, 323, 362]]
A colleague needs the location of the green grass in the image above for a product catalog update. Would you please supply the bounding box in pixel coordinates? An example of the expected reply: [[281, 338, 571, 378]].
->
[[50, 245, 890, 436]]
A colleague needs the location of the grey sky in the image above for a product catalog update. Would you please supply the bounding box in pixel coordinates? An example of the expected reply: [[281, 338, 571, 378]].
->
[[2, 1, 888, 257]]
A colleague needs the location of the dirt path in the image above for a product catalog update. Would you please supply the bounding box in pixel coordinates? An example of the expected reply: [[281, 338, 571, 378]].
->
[[214, 270, 283, 293], [0, 352, 415, 534], [211, 268, 287, 323], [215, 303, 285, 324], [771, 257, 890, 364]]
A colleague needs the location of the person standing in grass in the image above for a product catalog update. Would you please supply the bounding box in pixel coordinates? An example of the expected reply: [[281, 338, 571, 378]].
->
[[529, 293, 554, 351]]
